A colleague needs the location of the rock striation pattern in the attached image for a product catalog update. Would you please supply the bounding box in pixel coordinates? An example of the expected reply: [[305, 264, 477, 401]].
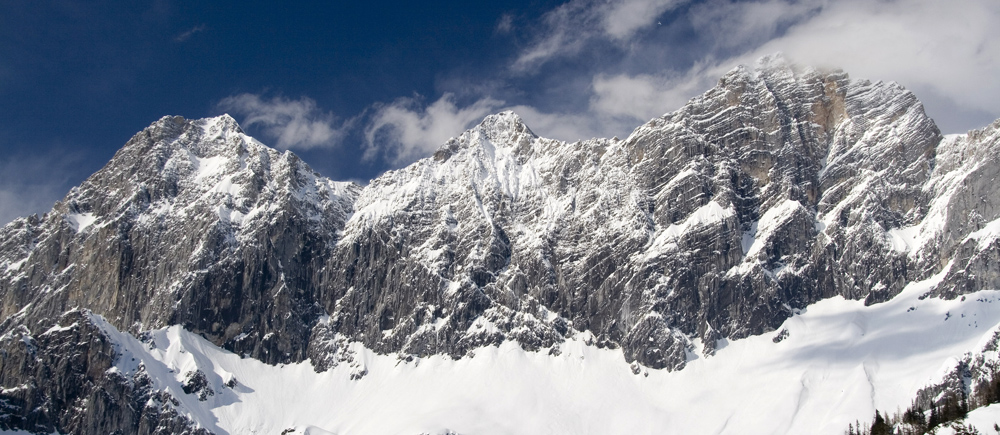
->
[[319, 55, 946, 370], [1, 55, 1000, 433], [0, 115, 357, 432], [0, 114, 358, 365]]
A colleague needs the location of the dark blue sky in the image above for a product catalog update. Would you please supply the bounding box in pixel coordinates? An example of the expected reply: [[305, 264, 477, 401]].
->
[[2, 0, 998, 224], [0, 1, 556, 186], [0, 1, 566, 223]]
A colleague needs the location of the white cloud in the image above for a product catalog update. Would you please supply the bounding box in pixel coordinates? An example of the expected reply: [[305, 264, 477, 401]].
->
[[506, 105, 614, 142], [509, 68, 715, 143], [661, 0, 1000, 133], [590, 68, 715, 121], [363, 94, 643, 165], [365, 94, 504, 165], [363, 98, 646, 163], [218, 94, 352, 150], [744, 0, 1000, 129], [603, 0, 684, 39], [0, 189, 52, 227], [686, 0, 822, 51], [513, 0, 686, 72]]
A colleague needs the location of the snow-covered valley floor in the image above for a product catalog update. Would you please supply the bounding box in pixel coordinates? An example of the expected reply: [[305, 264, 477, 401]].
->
[[84, 272, 1000, 435]]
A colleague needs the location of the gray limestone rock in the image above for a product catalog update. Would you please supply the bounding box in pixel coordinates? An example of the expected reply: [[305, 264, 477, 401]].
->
[[0, 115, 358, 366], [318, 55, 945, 370], [0, 310, 211, 435]]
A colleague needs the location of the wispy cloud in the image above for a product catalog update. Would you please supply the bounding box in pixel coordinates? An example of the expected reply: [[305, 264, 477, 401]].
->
[[496, 13, 515, 34], [512, 0, 686, 72], [589, 68, 713, 121], [602, 0, 684, 39], [174, 24, 206, 42], [505, 105, 629, 142], [500, 0, 1000, 139], [219, 94, 353, 150], [686, 0, 823, 53], [364, 94, 504, 165], [0, 150, 87, 226], [223, 0, 1000, 176]]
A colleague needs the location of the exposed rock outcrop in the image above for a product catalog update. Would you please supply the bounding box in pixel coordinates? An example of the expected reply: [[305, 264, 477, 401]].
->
[[319, 55, 947, 371]]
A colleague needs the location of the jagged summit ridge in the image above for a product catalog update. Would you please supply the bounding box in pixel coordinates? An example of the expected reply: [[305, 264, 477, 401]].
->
[[477, 110, 537, 141], [320, 57, 973, 372]]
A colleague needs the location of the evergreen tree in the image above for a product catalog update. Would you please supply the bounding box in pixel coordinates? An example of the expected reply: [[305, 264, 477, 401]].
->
[[871, 410, 892, 435]]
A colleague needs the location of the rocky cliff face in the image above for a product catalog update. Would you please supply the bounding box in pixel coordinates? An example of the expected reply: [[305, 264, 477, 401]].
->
[[1, 55, 1000, 433], [0, 115, 358, 367], [0, 309, 213, 435], [319, 55, 945, 370], [0, 115, 358, 432]]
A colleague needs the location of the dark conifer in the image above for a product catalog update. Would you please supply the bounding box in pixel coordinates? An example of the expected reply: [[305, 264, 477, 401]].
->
[[870, 410, 892, 435]]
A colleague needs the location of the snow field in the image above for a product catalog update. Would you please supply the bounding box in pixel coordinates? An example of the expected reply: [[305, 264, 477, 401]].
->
[[83, 267, 1000, 435]]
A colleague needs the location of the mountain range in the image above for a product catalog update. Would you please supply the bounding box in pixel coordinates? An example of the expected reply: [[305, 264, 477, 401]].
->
[[2, 54, 1000, 434]]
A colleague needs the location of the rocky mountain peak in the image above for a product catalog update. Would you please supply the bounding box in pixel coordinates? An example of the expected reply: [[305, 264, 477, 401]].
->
[[474, 110, 537, 145], [431, 110, 539, 164], [203, 113, 244, 134], [0, 113, 359, 370]]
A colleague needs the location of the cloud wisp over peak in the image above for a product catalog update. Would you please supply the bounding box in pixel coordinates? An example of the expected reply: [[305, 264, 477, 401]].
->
[[364, 94, 505, 166], [218, 94, 354, 151], [500, 0, 1000, 139], [212, 0, 1000, 180]]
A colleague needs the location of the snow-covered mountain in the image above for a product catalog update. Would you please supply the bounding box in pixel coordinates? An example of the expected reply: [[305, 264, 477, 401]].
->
[[2, 55, 1000, 434]]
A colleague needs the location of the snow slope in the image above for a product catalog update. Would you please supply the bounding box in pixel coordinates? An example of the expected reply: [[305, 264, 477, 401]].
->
[[89, 271, 1000, 435], [941, 403, 1000, 434]]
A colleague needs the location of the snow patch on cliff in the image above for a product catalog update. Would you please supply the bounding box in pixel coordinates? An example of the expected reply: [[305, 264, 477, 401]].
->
[[745, 199, 806, 259], [65, 212, 97, 233], [645, 201, 734, 258], [965, 216, 1000, 251]]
